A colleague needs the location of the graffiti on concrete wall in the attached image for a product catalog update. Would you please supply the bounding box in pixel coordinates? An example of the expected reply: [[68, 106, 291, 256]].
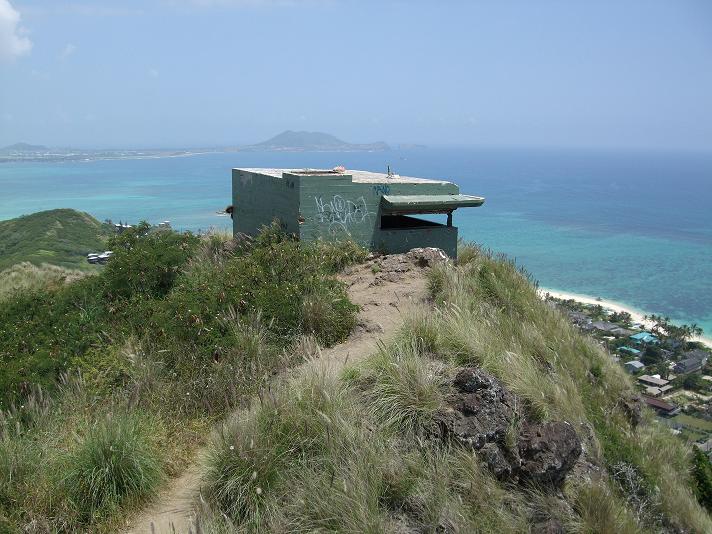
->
[[372, 184, 390, 196], [314, 195, 375, 233]]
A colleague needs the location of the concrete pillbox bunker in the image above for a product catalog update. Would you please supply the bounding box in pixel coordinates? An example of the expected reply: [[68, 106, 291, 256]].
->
[[232, 168, 484, 258]]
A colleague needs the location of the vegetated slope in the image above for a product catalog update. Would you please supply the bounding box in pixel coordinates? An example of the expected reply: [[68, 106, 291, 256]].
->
[[0, 208, 113, 270], [0, 223, 365, 533], [124, 250, 433, 534], [198, 245, 712, 533]]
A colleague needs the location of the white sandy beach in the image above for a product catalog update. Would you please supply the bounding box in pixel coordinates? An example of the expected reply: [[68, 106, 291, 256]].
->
[[540, 287, 712, 350]]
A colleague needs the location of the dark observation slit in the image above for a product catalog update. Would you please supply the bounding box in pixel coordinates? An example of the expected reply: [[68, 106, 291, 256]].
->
[[380, 214, 446, 229]]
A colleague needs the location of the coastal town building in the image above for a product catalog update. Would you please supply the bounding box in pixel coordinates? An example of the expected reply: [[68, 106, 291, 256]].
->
[[674, 354, 708, 375], [624, 360, 645, 373], [619, 346, 641, 356], [637, 375, 670, 388], [642, 396, 680, 416], [566, 310, 591, 325], [231, 168, 485, 257], [630, 332, 659, 344], [586, 321, 633, 337], [644, 385, 674, 397], [683, 349, 710, 363]]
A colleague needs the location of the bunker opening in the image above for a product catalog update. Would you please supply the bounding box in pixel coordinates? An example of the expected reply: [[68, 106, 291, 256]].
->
[[380, 213, 450, 229]]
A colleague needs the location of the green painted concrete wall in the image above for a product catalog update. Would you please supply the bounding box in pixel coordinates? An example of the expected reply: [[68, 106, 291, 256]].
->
[[232, 169, 299, 235], [377, 226, 458, 257], [233, 169, 462, 257]]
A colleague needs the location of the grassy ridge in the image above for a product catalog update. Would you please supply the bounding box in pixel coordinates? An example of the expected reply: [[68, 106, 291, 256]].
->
[[0, 262, 86, 302], [0, 209, 113, 271], [0, 222, 365, 532], [198, 245, 712, 532], [3, 217, 710, 532]]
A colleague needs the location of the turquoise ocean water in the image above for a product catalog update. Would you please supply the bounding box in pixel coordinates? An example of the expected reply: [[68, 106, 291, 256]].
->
[[1, 148, 711, 334]]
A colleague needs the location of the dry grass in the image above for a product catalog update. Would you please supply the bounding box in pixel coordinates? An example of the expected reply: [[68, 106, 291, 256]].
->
[[200, 243, 712, 533], [0, 261, 87, 301]]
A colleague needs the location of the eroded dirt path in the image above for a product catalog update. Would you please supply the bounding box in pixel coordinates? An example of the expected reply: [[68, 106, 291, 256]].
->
[[123, 251, 437, 534]]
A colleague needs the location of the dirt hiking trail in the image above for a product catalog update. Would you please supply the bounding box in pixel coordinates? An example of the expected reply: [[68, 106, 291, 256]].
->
[[123, 249, 444, 534]]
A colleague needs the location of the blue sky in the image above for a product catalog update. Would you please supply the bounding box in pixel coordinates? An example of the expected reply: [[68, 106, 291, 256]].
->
[[1, 0, 711, 150]]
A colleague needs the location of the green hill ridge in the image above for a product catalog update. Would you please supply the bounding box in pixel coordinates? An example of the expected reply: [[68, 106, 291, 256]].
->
[[1, 216, 711, 533], [0, 209, 113, 271]]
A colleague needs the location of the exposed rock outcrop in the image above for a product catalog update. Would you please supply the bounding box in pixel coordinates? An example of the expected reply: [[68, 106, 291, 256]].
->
[[365, 248, 449, 286], [405, 247, 450, 268], [434, 367, 582, 489], [518, 421, 582, 486], [618, 394, 644, 428]]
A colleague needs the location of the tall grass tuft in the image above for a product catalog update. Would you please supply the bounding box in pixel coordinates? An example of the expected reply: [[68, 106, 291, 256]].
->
[[358, 340, 447, 434], [0, 437, 36, 513], [62, 412, 163, 522], [203, 369, 354, 528], [300, 283, 358, 345]]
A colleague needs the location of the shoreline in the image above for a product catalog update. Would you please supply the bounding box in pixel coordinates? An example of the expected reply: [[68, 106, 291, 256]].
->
[[540, 287, 712, 350]]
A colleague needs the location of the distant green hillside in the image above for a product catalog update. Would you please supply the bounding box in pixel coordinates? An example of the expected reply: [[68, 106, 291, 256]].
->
[[0, 142, 49, 153], [252, 130, 389, 151], [0, 209, 113, 270]]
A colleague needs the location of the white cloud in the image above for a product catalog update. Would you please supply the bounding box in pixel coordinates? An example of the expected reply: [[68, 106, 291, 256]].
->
[[60, 43, 77, 59], [0, 0, 32, 62]]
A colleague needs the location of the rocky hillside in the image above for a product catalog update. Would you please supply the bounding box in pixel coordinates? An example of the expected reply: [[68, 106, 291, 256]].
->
[[196, 246, 712, 533]]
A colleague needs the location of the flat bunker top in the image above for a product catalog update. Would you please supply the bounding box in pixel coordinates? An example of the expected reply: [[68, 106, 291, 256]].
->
[[234, 168, 453, 185]]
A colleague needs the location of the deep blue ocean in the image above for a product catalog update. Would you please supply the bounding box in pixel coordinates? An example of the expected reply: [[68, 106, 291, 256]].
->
[[1, 148, 711, 335]]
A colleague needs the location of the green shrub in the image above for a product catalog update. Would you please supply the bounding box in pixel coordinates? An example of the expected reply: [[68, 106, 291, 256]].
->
[[152, 236, 357, 369], [0, 275, 109, 405], [104, 223, 199, 299], [0, 225, 361, 409], [313, 238, 369, 273], [692, 447, 712, 513], [62, 412, 163, 522]]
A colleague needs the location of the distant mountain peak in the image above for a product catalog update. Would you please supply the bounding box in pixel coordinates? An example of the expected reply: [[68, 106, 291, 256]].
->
[[2, 142, 48, 152], [250, 130, 389, 152]]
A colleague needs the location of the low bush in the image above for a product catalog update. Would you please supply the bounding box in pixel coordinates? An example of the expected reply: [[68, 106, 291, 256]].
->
[[0, 226, 360, 409], [148, 235, 357, 372]]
